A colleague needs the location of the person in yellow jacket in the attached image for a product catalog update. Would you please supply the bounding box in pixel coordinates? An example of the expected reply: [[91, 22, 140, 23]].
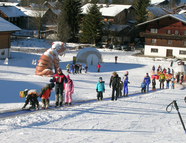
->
[[159, 72, 165, 89], [66, 64, 70, 73]]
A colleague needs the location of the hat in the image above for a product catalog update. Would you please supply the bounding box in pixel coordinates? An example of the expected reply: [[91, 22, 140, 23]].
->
[[49, 79, 54, 82], [57, 67, 62, 72], [99, 77, 102, 80], [126, 71, 128, 74]]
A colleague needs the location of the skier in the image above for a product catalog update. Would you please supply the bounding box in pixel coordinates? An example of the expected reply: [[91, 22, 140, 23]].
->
[[66, 64, 70, 73], [97, 63, 101, 72], [53, 67, 67, 107], [64, 74, 74, 105], [22, 89, 40, 110], [69, 64, 74, 74], [152, 65, 155, 71], [180, 74, 184, 84], [39, 79, 55, 109], [159, 72, 165, 89], [122, 71, 130, 96], [141, 80, 146, 93], [118, 77, 123, 97], [109, 71, 120, 100], [115, 56, 118, 64], [85, 65, 88, 73], [79, 64, 82, 73], [152, 77, 156, 90], [166, 78, 170, 89], [171, 77, 175, 89], [96, 77, 105, 101], [144, 73, 151, 93], [74, 63, 79, 74]]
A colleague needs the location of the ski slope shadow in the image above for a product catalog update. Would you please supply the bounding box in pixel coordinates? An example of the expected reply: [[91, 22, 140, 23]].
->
[[0, 89, 162, 119], [87, 62, 145, 73]]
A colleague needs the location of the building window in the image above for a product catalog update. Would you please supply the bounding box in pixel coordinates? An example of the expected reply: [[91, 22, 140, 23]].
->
[[151, 48, 158, 53], [168, 40, 172, 44], [167, 30, 171, 34], [152, 39, 156, 43], [184, 41, 186, 46], [1, 50, 5, 55], [150, 28, 158, 33], [179, 50, 186, 55], [184, 30, 186, 35], [175, 30, 178, 35]]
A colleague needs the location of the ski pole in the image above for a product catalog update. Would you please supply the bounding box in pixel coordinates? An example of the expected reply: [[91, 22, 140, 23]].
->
[[166, 100, 186, 134]]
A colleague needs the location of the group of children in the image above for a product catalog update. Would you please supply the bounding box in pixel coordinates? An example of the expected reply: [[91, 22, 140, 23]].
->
[[21, 67, 74, 110], [22, 63, 183, 110], [66, 63, 88, 74]]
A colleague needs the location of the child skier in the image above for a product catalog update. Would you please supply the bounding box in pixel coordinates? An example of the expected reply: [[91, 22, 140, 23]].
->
[[166, 78, 170, 89], [118, 77, 123, 97], [96, 77, 105, 101], [122, 71, 130, 96], [39, 79, 55, 109], [152, 77, 156, 90], [144, 73, 151, 93], [21, 89, 40, 110], [141, 80, 146, 93], [171, 81, 174, 89], [64, 74, 74, 105], [85, 65, 88, 73]]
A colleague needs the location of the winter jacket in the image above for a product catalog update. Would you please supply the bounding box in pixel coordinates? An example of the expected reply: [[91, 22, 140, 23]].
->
[[119, 81, 123, 91], [53, 73, 67, 84], [152, 79, 156, 86], [64, 75, 74, 94], [141, 82, 146, 88], [40, 84, 53, 99], [27, 89, 40, 97], [66, 65, 70, 70], [97, 64, 101, 68], [96, 81, 105, 92], [144, 76, 151, 84], [159, 74, 165, 81], [123, 74, 129, 86], [109, 74, 120, 88]]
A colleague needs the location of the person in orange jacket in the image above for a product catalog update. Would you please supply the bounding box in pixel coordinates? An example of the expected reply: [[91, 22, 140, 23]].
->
[[39, 79, 55, 109]]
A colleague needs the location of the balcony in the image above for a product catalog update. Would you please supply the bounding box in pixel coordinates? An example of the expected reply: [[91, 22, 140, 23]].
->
[[140, 32, 186, 40]]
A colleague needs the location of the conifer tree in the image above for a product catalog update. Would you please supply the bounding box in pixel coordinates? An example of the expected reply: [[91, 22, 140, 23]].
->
[[80, 3, 104, 44], [134, 0, 149, 24], [58, 0, 82, 42]]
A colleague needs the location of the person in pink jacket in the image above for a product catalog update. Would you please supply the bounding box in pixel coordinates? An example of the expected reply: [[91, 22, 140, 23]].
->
[[64, 74, 74, 105]]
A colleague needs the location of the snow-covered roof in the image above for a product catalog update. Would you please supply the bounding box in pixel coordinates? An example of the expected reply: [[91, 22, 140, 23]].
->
[[150, 0, 167, 5], [82, 3, 132, 17], [0, 2, 19, 6], [43, 1, 57, 8], [16, 6, 46, 17], [51, 9, 61, 15], [0, 17, 21, 32], [179, 9, 186, 14], [0, 6, 26, 17], [147, 7, 168, 17], [137, 13, 186, 26]]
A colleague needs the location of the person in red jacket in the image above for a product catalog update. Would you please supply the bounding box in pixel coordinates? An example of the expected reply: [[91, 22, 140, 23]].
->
[[115, 56, 118, 64], [53, 67, 67, 107], [97, 63, 101, 72], [39, 79, 55, 109]]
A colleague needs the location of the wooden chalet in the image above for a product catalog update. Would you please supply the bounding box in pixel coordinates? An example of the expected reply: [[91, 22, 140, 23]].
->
[[0, 17, 21, 59], [138, 13, 186, 59]]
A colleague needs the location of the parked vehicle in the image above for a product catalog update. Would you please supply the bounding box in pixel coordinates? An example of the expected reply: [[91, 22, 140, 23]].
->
[[121, 45, 131, 51]]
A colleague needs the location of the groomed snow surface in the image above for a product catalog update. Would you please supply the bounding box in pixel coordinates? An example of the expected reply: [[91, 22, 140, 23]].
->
[[0, 39, 186, 142]]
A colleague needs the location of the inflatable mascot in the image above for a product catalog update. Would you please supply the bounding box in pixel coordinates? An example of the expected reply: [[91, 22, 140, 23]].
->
[[35, 41, 66, 76]]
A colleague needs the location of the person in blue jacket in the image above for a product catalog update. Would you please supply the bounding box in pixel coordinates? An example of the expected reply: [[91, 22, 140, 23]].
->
[[96, 77, 105, 101], [141, 80, 146, 93], [122, 71, 130, 96], [144, 73, 151, 93]]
